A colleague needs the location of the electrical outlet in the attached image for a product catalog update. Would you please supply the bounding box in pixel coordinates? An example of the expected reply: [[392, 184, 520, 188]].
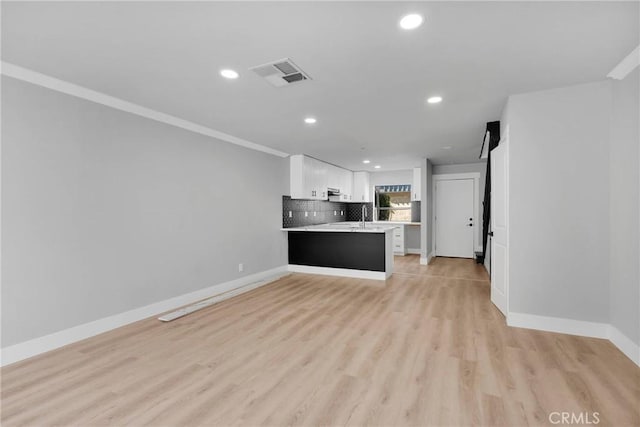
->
[[334, 211, 337, 216], [288, 211, 292, 218], [341, 210, 344, 215], [305, 211, 308, 217], [238, 263, 244, 272]]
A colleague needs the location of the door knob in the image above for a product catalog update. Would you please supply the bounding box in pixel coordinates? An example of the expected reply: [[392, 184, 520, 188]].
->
[[468, 223, 473, 227]]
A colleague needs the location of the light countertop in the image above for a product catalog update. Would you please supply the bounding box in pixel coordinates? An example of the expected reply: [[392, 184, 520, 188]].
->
[[282, 222, 396, 233], [373, 221, 421, 226]]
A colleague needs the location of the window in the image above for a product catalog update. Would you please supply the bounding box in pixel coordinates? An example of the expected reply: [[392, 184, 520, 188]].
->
[[375, 185, 412, 222]]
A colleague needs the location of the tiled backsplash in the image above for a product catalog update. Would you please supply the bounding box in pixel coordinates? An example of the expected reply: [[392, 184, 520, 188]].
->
[[282, 196, 373, 228], [346, 202, 374, 222]]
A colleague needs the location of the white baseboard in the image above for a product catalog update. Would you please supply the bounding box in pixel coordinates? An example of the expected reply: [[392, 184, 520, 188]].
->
[[0, 266, 288, 367], [507, 312, 640, 367], [406, 248, 421, 255], [288, 264, 389, 280], [507, 312, 609, 339], [609, 326, 640, 367], [420, 251, 434, 265]]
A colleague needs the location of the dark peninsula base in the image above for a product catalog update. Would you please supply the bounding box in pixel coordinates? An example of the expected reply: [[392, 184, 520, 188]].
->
[[288, 231, 385, 272]]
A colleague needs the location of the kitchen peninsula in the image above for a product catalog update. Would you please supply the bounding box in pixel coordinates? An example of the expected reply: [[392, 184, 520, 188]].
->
[[282, 222, 395, 280]]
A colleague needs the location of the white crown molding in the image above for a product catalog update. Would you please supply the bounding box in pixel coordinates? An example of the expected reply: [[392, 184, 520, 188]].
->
[[0, 61, 289, 158], [0, 265, 289, 367], [607, 45, 640, 80]]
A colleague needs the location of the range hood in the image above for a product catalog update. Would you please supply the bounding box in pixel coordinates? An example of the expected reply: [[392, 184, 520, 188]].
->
[[328, 188, 341, 201]]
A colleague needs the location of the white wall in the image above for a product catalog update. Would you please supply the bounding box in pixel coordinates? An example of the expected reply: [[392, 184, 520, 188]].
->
[[1, 77, 289, 347], [609, 68, 639, 347], [502, 80, 611, 323], [433, 162, 487, 201], [369, 169, 413, 188]]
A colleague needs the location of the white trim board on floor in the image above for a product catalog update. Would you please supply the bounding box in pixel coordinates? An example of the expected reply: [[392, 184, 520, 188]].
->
[[288, 265, 389, 280], [609, 326, 640, 367], [0, 266, 289, 367], [607, 45, 640, 80], [420, 251, 435, 265], [508, 312, 640, 367], [508, 312, 610, 338]]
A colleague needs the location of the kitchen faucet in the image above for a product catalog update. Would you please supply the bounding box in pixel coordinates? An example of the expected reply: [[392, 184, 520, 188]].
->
[[361, 205, 367, 229]]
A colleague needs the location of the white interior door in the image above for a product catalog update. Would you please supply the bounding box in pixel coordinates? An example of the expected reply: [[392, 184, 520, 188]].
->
[[435, 179, 475, 258], [490, 140, 508, 316]]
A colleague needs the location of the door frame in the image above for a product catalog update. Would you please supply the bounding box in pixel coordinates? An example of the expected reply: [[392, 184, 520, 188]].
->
[[432, 173, 482, 257]]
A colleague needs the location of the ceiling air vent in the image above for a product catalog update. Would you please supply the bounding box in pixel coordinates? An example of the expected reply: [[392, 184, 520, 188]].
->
[[249, 58, 311, 87]]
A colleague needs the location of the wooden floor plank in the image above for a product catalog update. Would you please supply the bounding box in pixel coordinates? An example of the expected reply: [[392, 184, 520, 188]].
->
[[2, 255, 638, 426]]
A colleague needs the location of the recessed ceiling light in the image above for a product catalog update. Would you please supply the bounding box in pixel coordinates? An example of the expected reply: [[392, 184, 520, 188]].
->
[[363, 160, 371, 164], [220, 69, 239, 79], [374, 165, 381, 169], [400, 14, 423, 30], [304, 117, 317, 124], [442, 146, 452, 150], [427, 96, 443, 104]]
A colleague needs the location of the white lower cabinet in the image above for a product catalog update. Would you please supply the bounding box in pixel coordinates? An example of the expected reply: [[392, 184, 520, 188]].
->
[[392, 225, 406, 255]]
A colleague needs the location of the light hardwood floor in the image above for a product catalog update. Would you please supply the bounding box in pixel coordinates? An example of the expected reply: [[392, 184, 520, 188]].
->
[[2, 256, 639, 426]]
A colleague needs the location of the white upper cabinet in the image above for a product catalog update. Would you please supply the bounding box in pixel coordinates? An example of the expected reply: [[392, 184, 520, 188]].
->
[[412, 167, 422, 201], [325, 163, 352, 201], [353, 171, 371, 203], [313, 158, 328, 199], [289, 154, 306, 199], [291, 155, 350, 200], [290, 154, 325, 199], [340, 168, 353, 201], [326, 164, 342, 192]]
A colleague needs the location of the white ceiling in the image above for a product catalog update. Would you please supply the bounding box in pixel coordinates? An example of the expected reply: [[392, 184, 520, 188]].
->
[[2, 1, 638, 170]]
